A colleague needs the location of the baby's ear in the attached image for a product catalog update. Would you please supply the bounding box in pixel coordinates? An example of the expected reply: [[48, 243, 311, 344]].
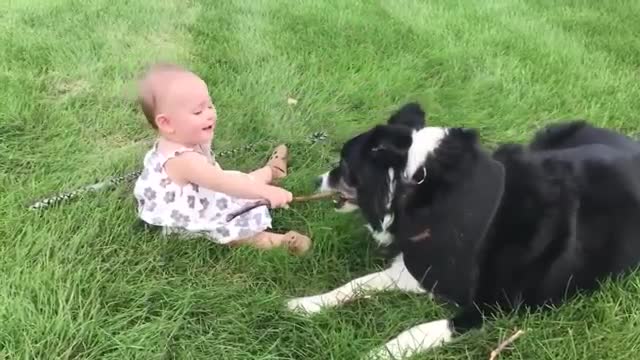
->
[[155, 113, 173, 133]]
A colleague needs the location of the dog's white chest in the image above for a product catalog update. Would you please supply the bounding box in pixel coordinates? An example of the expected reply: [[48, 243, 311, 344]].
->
[[366, 213, 394, 246]]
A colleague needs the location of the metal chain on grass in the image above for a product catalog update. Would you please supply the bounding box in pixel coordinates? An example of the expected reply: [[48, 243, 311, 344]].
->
[[28, 131, 329, 211]]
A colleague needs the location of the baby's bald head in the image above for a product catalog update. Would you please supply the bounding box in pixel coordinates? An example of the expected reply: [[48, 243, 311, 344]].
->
[[137, 63, 203, 129]]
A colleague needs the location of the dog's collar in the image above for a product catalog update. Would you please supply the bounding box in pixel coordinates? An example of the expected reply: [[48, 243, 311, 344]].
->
[[402, 166, 426, 185]]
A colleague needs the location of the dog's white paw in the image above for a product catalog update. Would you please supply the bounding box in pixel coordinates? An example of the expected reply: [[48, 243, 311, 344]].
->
[[364, 319, 453, 360], [286, 296, 325, 315]]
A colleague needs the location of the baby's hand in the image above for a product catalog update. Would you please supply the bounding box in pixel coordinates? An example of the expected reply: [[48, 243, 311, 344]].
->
[[263, 186, 293, 209]]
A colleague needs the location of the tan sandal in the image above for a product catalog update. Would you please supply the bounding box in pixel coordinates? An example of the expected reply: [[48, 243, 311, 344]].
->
[[229, 231, 311, 255], [266, 144, 288, 180], [283, 231, 312, 255]]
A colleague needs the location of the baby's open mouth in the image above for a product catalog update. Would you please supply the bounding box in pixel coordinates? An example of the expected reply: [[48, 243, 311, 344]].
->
[[202, 125, 213, 131]]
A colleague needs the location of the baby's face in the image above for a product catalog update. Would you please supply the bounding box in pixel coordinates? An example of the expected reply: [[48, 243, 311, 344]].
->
[[162, 75, 217, 145]]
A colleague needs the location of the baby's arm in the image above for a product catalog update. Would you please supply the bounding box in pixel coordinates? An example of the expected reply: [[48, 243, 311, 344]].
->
[[165, 152, 289, 204], [196, 142, 214, 164]]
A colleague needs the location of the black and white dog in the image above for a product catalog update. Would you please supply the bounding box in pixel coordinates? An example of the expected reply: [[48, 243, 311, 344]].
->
[[287, 103, 640, 359]]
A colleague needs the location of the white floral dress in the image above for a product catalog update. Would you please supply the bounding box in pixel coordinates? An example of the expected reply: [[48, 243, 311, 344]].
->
[[133, 142, 272, 244]]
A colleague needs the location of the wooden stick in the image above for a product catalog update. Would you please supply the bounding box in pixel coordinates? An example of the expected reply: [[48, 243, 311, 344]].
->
[[225, 192, 337, 222], [489, 329, 525, 360], [292, 192, 338, 202]]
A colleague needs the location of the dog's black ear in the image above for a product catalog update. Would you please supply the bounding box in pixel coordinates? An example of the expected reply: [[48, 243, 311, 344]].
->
[[368, 125, 413, 165], [411, 147, 505, 304], [387, 102, 427, 130]]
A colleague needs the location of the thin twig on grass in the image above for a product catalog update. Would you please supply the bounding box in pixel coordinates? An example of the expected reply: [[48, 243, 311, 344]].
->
[[489, 329, 525, 360]]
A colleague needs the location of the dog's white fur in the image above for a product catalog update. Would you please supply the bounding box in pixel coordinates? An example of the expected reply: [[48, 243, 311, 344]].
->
[[365, 215, 394, 246], [319, 170, 360, 213], [287, 254, 427, 314], [367, 169, 396, 246], [287, 254, 452, 359], [318, 170, 332, 193], [404, 127, 447, 181], [367, 319, 453, 360], [365, 319, 453, 360]]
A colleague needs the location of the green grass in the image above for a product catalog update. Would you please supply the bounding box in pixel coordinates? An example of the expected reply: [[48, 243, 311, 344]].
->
[[2, 0, 640, 358]]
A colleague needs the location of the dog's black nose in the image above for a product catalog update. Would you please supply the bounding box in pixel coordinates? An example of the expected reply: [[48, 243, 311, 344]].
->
[[314, 176, 323, 189]]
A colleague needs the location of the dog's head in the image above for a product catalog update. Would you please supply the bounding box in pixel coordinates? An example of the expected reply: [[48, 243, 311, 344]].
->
[[317, 103, 428, 212], [318, 102, 506, 255]]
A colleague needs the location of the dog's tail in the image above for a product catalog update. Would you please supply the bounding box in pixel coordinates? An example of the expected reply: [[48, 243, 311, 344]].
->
[[529, 120, 588, 151], [529, 120, 640, 153]]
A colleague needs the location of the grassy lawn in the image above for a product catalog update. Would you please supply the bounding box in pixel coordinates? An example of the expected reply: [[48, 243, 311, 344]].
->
[[3, 0, 640, 358]]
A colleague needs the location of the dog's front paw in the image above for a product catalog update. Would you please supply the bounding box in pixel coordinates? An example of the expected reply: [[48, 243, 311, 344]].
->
[[364, 319, 453, 360], [286, 296, 325, 315], [365, 341, 419, 360]]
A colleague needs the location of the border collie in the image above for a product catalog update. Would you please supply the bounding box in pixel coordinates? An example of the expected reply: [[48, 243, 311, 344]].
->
[[286, 103, 640, 359]]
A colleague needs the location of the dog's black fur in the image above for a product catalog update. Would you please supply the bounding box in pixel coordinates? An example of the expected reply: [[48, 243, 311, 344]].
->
[[324, 103, 640, 336]]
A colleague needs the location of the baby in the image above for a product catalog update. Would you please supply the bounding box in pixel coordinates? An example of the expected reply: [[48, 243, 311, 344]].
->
[[133, 63, 311, 254]]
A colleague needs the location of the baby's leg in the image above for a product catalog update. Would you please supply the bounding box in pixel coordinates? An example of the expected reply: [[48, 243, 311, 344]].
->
[[229, 231, 311, 255], [249, 143, 289, 184]]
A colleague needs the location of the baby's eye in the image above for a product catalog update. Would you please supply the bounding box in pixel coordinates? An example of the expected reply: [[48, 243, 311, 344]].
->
[[193, 110, 203, 115]]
